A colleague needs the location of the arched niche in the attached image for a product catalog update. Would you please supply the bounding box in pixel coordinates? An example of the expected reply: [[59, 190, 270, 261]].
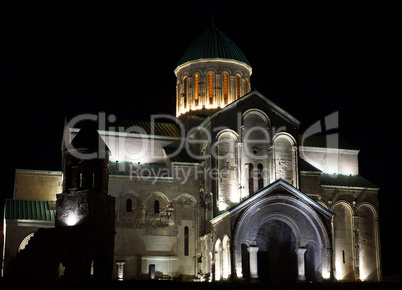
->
[[216, 130, 239, 210], [222, 235, 231, 279], [356, 203, 380, 281], [273, 133, 298, 187], [332, 201, 354, 281]]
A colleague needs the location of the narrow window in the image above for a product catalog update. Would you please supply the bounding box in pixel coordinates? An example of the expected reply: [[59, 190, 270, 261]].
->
[[245, 79, 248, 94], [154, 200, 160, 214], [342, 250, 346, 263], [183, 77, 187, 108], [126, 198, 132, 212], [184, 226, 189, 256], [194, 74, 199, 106], [257, 163, 264, 190], [223, 73, 228, 104], [236, 76, 240, 99], [209, 73, 213, 104], [248, 163, 254, 196]]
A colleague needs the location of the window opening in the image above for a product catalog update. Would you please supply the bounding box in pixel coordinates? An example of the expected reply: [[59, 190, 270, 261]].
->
[[126, 198, 132, 212], [257, 163, 264, 190], [223, 73, 228, 104], [248, 163, 254, 196], [209, 73, 213, 104], [236, 76, 240, 99], [184, 226, 189, 256], [183, 77, 187, 108], [154, 200, 160, 214], [194, 74, 199, 106]]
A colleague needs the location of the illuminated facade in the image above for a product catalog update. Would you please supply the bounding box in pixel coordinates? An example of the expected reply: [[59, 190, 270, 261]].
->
[[2, 25, 381, 282]]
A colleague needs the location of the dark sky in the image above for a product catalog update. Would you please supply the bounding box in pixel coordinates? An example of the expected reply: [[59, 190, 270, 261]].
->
[[1, 0, 401, 277]]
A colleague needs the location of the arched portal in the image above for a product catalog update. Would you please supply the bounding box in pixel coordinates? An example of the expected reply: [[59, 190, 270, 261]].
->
[[232, 182, 333, 281]]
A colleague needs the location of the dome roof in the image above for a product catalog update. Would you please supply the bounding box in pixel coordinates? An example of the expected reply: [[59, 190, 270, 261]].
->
[[176, 26, 251, 68]]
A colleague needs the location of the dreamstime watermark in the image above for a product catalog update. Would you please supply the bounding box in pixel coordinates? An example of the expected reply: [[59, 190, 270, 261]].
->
[[64, 110, 339, 184]]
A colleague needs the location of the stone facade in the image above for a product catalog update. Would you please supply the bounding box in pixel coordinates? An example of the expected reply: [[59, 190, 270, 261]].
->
[[2, 26, 381, 282]]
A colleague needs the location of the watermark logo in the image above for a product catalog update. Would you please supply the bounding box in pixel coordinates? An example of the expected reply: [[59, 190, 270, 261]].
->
[[64, 110, 340, 182]]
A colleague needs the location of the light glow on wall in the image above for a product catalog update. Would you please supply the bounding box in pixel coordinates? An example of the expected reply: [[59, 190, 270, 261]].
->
[[335, 260, 345, 280], [359, 264, 370, 281], [322, 269, 331, 279], [65, 212, 80, 226]]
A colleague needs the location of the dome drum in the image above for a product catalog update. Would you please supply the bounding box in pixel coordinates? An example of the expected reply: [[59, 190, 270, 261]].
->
[[175, 26, 252, 119]]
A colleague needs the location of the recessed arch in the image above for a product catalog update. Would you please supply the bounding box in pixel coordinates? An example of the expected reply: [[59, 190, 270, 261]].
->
[[356, 202, 380, 281], [215, 238, 222, 280], [242, 108, 270, 128], [215, 129, 239, 142], [222, 235, 231, 279], [272, 132, 297, 146], [18, 232, 35, 253], [144, 191, 170, 206], [233, 193, 331, 280], [175, 193, 197, 204], [331, 200, 354, 281]]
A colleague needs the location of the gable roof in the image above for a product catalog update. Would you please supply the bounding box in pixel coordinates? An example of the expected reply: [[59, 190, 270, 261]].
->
[[212, 179, 333, 222], [65, 121, 111, 155], [200, 90, 300, 129]]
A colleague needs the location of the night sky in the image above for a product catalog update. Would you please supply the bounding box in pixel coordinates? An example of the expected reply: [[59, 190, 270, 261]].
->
[[1, 0, 400, 278]]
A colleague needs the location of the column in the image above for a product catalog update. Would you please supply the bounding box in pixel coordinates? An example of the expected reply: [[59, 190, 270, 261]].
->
[[296, 248, 307, 281], [247, 246, 259, 279], [116, 260, 126, 281]]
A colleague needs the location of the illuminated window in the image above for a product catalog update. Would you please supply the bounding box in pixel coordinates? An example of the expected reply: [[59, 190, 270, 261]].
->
[[194, 74, 199, 106], [154, 200, 160, 214], [184, 226, 189, 256], [126, 198, 132, 212], [183, 78, 187, 108], [236, 76, 240, 99], [223, 73, 228, 104], [258, 163, 264, 190], [248, 163, 254, 196], [209, 73, 213, 104]]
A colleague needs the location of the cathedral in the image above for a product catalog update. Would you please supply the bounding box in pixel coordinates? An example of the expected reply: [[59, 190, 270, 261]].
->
[[2, 25, 381, 282]]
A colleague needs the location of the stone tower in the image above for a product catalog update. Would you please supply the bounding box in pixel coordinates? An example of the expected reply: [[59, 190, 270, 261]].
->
[[57, 121, 114, 229], [7, 121, 115, 283]]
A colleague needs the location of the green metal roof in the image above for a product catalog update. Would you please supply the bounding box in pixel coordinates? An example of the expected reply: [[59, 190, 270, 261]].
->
[[4, 199, 56, 221], [321, 173, 378, 189], [177, 26, 251, 67]]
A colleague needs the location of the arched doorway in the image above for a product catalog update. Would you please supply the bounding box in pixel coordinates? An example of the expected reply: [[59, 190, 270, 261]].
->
[[256, 219, 297, 282]]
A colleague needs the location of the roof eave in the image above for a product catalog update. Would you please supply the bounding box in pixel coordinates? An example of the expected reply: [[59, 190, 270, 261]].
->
[[174, 58, 252, 76]]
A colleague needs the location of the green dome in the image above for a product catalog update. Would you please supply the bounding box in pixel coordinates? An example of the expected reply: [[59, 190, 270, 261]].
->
[[177, 26, 251, 68]]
